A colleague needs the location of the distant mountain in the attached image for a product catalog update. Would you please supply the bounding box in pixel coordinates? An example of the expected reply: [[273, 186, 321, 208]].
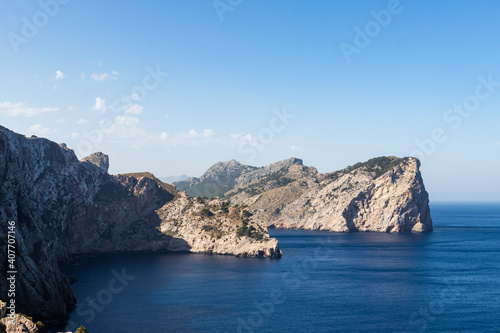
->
[[159, 174, 190, 184], [173, 159, 259, 197], [176, 156, 433, 234]]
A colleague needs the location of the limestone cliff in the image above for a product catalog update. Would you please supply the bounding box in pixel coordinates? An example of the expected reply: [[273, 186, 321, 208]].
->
[[184, 156, 433, 233], [0, 125, 280, 323], [0, 301, 39, 333], [158, 193, 280, 258], [265, 157, 432, 233]]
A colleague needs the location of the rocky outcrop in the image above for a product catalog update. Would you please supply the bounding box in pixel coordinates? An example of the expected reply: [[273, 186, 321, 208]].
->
[[268, 158, 432, 233], [80, 151, 109, 173], [0, 305, 38, 333], [186, 156, 433, 233], [0, 316, 38, 333], [0, 125, 281, 323], [158, 193, 281, 258]]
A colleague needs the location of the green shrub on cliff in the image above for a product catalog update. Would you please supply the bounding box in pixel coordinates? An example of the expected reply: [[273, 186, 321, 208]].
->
[[35, 321, 45, 332], [200, 208, 214, 217], [236, 220, 264, 240], [241, 209, 253, 218], [75, 326, 89, 333]]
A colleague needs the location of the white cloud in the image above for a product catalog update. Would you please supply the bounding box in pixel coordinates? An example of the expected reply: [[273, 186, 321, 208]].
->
[[55, 70, 65, 80], [289, 145, 303, 152], [103, 116, 143, 138], [124, 103, 143, 115], [93, 97, 107, 112], [203, 129, 214, 137], [157, 128, 216, 147], [229, 133, 256, 147], [0, 101, 58, 117], [77, 118, 87, 124], [81, 73, 86, 80], [90, 71, 119, 82], [29, 124, 56, 136], [90, 73, 110, 81], [181, 129, 215, 139]]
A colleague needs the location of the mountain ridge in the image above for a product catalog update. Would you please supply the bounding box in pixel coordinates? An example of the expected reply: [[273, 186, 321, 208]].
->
[[177, 156, 433, 233]]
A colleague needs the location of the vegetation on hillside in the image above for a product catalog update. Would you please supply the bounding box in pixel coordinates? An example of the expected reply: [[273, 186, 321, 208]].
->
[[223, 167, 296, 199], [75, 326, 89, 333], [326, 156, 409, 181], [175, 165, 258, 198]]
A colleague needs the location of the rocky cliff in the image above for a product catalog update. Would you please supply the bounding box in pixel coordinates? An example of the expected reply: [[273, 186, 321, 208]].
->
[[158, 193, 280, 258], [182, 156, 433, 233], [0, 300, 38, 333], [0, 125, 280, 323], [264, 157, 432, 233]]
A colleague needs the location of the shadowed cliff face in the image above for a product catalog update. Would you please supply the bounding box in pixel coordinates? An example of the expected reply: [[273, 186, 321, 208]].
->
[[0, 126, 179, 321]]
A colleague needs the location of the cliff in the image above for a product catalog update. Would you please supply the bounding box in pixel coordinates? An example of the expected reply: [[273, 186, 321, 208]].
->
[[0, 125, 280, 323], [264, 157, 432, 233], [158, 193, 280, 258], [182, 156, 433, 233], [0, 301, 39, 333]]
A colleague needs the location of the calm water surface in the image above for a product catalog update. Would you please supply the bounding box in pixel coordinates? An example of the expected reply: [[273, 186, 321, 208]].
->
[[51, 203, 500, 332]]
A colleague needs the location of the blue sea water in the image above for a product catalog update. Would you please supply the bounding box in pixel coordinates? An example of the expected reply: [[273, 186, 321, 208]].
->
[[52, 203, 500, 332]]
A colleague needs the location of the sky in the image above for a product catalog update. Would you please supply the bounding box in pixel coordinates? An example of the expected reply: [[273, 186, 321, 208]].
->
[[0, 0, 499, 202]]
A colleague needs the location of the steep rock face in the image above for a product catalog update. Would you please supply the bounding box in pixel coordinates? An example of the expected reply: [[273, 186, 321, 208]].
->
[[0, 125, 281, 322], [0, 128, 85, 320], [63, 173, 177, 254], [269, 158, 432, 233], [158, 193, 281, 258], [213, 156, 432, 233], [0, 315, 38, 333], [0, 300, 39, 333]]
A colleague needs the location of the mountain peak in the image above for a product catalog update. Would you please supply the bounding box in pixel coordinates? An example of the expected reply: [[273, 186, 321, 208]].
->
[[201, 159, 244, 180], [80, 152, 109, 173]]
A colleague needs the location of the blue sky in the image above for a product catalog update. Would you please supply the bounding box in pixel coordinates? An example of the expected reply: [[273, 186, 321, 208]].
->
[[1, 0, 499, 201]]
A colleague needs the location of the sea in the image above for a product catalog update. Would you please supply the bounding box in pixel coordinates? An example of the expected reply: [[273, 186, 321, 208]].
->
[[49, 203, 500, 332]]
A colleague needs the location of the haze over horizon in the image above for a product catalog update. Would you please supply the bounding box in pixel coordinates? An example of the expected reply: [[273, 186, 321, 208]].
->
[[1, 0, 499, 202]]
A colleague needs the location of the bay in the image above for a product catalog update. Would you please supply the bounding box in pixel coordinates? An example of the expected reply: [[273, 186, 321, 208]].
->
[[50, 203, 500, 332]]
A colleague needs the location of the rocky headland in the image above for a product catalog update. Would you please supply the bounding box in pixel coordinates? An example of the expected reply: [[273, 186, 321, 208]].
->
[[177, 156, 433, 233]]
